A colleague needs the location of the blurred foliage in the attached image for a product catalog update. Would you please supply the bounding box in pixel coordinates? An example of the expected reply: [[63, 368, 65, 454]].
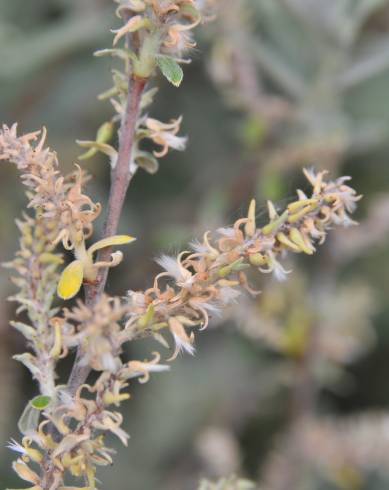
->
[[1, 0, 389, 489]]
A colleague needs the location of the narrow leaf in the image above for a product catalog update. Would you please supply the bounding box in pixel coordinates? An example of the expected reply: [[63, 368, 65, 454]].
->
[[88, 235, 136, 256]]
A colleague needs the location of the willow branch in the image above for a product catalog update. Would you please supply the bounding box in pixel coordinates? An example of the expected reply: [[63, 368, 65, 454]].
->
[[67, 76, 145, 395]]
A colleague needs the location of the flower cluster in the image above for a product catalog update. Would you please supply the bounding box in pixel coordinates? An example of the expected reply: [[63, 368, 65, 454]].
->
[[113, 0, 208, 59], [5, 167, 359, 488], [8, 352, 169, 490], [3, 213, 63, 397], [77, 91, 187, 175], [7, 290, 170, 489], [5, 167, 359, 489], [9, 296, 169, 490], [0, 125, 101, 251], [79, 0, 214, 176], [63, 295, 129, 372], [125, 169, 361, 359], [0, 125, 136, 301]]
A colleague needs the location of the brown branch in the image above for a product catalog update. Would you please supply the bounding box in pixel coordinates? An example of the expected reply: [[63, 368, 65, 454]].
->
[[88, 76, 146, 302], [67, 76, 146, 395]]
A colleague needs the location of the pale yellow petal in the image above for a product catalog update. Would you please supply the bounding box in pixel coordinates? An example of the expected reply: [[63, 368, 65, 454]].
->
[[87, 235, 136, 256], [57, 260, 84, 300]]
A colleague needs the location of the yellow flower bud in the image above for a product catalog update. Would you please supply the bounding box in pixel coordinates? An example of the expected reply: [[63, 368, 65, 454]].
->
[[249, 253, 267, 267], [244, 199, 256, 237], [289, 228, 314, 255], [262, 210, 289, 235], [276, 232, 301, 252]]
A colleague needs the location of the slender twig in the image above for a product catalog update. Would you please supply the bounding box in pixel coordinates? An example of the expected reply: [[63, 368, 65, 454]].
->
[[67, 76, 146, 395], [92, 77, 146, 299]]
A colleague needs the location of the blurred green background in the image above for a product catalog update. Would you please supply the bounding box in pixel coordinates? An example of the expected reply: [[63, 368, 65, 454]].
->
[[2, 1, 389, 489]]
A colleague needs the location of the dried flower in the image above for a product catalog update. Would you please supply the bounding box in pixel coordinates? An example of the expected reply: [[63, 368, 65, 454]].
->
[[3, 166, 360, 489], [0, 125, 101, 251], [124, 169, 361, 359], [144, 116, 187, 157]]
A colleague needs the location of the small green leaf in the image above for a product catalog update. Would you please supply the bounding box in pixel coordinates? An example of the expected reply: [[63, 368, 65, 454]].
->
[[156, 55, 183, 87], [31, 395, 52, 410]]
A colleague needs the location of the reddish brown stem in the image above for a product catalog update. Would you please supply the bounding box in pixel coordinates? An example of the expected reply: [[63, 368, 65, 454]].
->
[[67, 76, 146, 395]]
